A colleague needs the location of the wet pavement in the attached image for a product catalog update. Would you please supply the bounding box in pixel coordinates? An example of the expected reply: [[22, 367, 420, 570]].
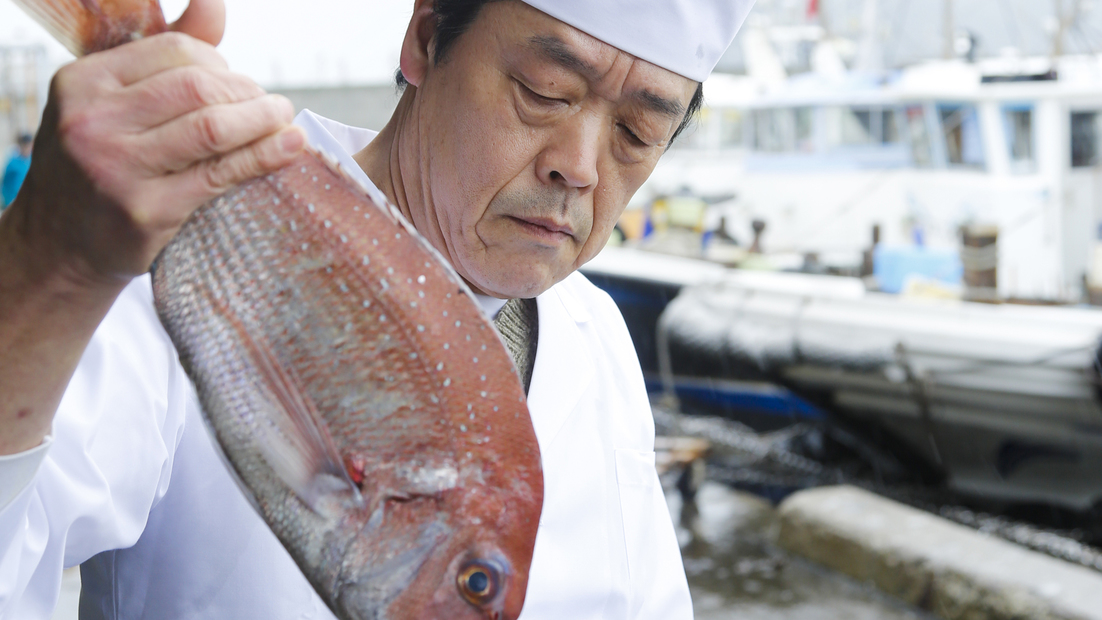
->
[[673, 482, 936, 620]]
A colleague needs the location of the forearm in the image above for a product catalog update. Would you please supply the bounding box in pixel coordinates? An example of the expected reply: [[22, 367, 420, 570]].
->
[[0, 198, 126, 455]]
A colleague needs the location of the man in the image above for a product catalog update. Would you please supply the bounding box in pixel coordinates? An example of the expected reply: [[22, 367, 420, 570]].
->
[[0, 133, 32, 210], [0, 0, 752, 617]]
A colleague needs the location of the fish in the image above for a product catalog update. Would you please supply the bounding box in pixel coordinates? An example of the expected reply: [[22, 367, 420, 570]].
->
[[10, 1, 545, 619]]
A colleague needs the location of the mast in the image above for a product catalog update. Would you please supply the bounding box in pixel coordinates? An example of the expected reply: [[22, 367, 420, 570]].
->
[[943, 0, 955, 59], [1055, 0, 1065, 57], [856, 0, 882, 72], [1054, 0, 1085, 58]]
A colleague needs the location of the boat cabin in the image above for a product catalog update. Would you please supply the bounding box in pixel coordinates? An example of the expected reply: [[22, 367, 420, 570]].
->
[[642, 57, 1102, 302]]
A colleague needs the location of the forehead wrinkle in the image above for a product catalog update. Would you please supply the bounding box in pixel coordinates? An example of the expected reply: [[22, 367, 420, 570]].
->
[[526, 35, 601, 81], [523, 33, 685, 117]]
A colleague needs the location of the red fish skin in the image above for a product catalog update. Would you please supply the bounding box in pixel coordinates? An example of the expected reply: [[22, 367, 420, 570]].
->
[[153, 150, 543, 619]]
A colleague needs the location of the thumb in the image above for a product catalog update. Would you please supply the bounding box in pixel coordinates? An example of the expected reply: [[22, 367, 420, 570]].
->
[[168, 0, 227, 47]]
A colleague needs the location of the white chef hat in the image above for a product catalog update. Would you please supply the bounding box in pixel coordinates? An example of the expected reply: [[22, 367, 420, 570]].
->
[[520, 0, 755, 82]]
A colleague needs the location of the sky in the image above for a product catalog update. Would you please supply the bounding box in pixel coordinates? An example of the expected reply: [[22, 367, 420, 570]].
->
[[0, 0, 414, 87], [2, 0, 1099, 85]]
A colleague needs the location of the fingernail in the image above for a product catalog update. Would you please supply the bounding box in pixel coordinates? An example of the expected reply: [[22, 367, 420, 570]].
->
[[279, 128, 305, 154]]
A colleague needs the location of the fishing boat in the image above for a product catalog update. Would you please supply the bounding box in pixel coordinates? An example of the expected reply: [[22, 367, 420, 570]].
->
[[635, 54, 1102, 302], [626, 0, 1102, 304], [582, 247, 1102, 513], [580, 1, 1102, 511]]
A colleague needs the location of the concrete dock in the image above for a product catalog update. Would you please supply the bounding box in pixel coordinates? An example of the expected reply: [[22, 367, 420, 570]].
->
[[778, 486, 1102, 620]]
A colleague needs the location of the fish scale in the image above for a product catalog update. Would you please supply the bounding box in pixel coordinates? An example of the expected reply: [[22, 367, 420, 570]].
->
[[8, 0, 544, 616]]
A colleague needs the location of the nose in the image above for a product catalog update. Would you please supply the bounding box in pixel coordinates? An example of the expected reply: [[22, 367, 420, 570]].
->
[[535, 113, 600, 192]]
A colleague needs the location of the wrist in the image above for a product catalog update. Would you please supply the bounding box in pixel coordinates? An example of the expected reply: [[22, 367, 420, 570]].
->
[[0, 192, 130, 306], [0, 195, 129, 456]]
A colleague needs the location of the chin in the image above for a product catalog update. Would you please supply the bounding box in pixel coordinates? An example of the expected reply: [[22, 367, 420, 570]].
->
[[470, 266, 563, 300]]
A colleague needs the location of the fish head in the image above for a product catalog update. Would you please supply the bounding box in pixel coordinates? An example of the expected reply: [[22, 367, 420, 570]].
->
[[331, 483, 538, 620]]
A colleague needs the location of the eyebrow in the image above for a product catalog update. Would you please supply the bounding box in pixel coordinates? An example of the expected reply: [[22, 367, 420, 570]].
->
[[634, 90, 686, 120], [526, 35, 687, 121]]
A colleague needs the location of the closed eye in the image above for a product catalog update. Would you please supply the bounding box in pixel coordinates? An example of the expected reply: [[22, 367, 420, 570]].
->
[[619, 123, 649, 148], [516, 79, 565, 107]]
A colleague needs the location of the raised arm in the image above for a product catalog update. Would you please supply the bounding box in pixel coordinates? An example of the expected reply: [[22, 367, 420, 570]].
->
[[0, 0, 305, 455]]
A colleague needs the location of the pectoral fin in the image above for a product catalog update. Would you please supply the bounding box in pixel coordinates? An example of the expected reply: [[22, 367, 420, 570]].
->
[[209, 297, 363, 513]]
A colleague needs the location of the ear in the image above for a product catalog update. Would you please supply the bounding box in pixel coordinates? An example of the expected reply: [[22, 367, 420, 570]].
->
[[399, 0, 438, 88]]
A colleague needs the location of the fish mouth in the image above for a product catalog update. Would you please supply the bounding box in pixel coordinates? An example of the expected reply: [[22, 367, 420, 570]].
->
[[333, 512, 451, 619]]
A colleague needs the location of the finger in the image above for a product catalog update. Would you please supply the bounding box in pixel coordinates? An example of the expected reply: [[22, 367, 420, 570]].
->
[[141, 94, 295, 173], [158, 126, 307, 208], [120, 66, 265, 130], [169, 0, 227, 47], [89, 31, 227, 87]]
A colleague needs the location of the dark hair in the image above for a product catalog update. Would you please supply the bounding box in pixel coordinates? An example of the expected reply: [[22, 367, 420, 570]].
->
[[396, 0, 704, 145]]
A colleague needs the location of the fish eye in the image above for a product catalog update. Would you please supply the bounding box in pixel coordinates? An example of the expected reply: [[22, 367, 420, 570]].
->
[[457, 560, 502, 606]]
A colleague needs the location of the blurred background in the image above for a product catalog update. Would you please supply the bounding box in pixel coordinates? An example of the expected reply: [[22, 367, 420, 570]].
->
[[6, 1, 1102, 618]]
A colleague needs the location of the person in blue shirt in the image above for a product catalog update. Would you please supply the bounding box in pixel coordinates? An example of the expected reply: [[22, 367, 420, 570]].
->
[[1, 133, 33, 211]]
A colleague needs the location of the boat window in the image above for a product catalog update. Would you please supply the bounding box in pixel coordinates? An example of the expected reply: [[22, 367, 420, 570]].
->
[[751, 107, 814, 152], [720, 109, 745, 148], [751, 109, 780, 152], [797, 107, 815, 148], [842, 108, 874, 144], [835, 106, 901, 145], [905, 105, 933, 168], [938, 104, 985, 169], [882, 109, 900, 143], [795, 108, 814, 150], [1071, 111, 1101, 167], [1003, 105, 1035, 174]]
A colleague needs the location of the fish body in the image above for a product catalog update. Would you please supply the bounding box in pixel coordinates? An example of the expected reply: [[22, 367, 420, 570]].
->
[[153, 150, 543, 620], [12, 1, 544, 618]]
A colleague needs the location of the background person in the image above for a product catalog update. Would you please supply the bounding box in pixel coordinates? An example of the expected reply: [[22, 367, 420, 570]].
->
[[1, 133, 33, 210]]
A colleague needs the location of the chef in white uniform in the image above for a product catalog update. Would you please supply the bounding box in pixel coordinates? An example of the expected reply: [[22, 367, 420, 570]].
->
[[0, 0, 753, 618]]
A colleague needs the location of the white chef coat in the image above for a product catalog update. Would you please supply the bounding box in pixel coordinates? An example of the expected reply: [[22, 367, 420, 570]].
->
[[0, 111, 692, 619]]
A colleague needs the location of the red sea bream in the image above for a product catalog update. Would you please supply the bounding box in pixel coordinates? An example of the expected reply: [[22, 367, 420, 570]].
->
[[11, 0, 545, 618]]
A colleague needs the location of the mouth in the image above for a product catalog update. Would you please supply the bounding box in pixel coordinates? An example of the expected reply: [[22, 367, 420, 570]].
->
[[508, 216, 574, 244]]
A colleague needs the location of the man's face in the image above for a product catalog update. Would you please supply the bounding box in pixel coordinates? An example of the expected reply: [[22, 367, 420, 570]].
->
[[400, 0, 697, 298]]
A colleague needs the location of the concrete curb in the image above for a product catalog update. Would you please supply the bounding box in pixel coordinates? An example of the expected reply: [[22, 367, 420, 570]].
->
[[777, 486, 1102, 620]]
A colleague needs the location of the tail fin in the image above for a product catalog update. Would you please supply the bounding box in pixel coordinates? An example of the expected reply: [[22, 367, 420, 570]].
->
[[11, 0, 167, 56]]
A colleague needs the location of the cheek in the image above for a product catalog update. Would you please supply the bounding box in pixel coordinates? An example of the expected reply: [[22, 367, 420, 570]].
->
[[436, 85, 541, 238]]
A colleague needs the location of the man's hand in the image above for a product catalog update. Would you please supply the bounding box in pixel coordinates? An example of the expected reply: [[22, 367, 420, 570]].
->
[[0, 0, 305, 454], [17, 23, 304, 281]]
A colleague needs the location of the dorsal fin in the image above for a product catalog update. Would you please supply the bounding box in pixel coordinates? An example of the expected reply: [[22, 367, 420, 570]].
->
[[207, 296, 363, 513]]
